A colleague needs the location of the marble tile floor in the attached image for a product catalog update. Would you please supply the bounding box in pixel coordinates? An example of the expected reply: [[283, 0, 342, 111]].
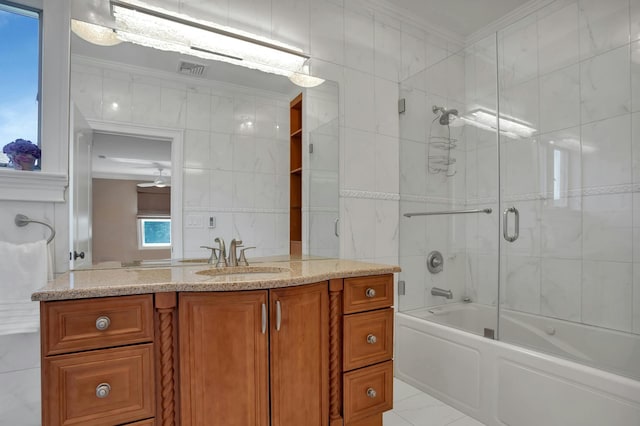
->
[[384, 379, 485, 426]]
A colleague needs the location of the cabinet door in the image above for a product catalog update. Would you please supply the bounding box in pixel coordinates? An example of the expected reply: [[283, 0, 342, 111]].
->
[[270, 282, 329, 426], [179, 291, 269, 426]]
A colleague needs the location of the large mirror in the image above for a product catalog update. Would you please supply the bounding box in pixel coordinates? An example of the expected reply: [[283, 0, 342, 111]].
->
[[68, 1, 339, 269]]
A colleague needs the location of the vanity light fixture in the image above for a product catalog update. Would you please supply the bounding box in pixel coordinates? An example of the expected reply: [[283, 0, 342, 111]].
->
[[459, 108, 536, 139], [71, 19, 122, 46], [110, 1, 324, 87]]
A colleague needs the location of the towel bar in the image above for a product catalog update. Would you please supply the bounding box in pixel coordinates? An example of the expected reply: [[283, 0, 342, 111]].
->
[[15, 214, 56, 244]]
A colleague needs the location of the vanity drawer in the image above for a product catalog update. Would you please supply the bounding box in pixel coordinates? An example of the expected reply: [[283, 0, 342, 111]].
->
[[42, 294, 154, 355], [343, 361, 393, 424], [343, 275, 393, 314], [43, 344, 155, 426], [124, 419, 155, 425], [344, 308, 394, 371]]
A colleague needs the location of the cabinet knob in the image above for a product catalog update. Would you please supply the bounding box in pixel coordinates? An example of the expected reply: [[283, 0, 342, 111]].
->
[[96, 383, 111, 399], [366, 387, 377, 399], [95, 316, 111, 331], [365, 288, 376, 298], [366, 334, 377, 344]]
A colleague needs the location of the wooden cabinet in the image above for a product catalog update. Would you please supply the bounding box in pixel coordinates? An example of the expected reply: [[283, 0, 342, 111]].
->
[[330, 274, 395, 426], [41, 294, 156, 426], [290, 92, 303, 255], [39, 273, 394, 426], [179, 282, 328, 426]]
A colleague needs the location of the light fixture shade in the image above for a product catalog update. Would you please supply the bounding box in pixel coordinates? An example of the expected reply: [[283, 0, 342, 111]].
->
[[71, 19, 122, 46], [288, 63, 325, 88], [111, 1, 310, 78]]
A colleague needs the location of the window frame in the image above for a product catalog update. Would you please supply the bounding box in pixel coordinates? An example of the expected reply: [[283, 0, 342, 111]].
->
[[137, 217, 172, 250]]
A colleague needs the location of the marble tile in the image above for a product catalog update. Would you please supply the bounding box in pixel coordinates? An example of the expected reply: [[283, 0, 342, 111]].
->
[[0, 368, 41, 426], [503, 256, 541, 314], [582, 260, 633, 331], [255, 102, 278, 140], [581, 114, 632, 188], [342, 197, 376, 259], [210, 132, 233, 171], [539, 64, 580, 133], [102, 76, 132, 122], [633, 264, 640, 334], [540, 198, 582, 260], [400, 26, 426, 80], [228, 0, 271, 36], [632, 112, 640, 183], [344, 128, 375, 191], [633, 0, 640, 42], [254, 138, 279, 175], [400, 202, 427, 256], [538, 2, 580, 74], [425, 33, 449, 68], [582, 193, 633, 262], [375, 199, 399, 259], [211, 170, 233, 209], [580, 45, 631, 124], [399, 139, 427, 197], [499, 78, 539, 133], [383, 411, 413, 426], [70, 70, 103, 120], [374, 18, 401, 81], [210, 94, 235, 134], [345, 68, 375, 132], [132, 81, 162, 126], [503, 135, 541, 197], [503, 200, 541, 257], [498, 14, 538, 88], [476, 144, 498, 200], [232, 135, 257, 173], [183, 168, 211, 209], [540, 127, 582, 193], [540, 258, 582, 322], [393, 378, 423, 402], [271, 0, 311, 53], [393, 393, 466, 426], [232, 171, 255, 208], [233, 95, 256, 136], [185, 89, 211, 131], [159, 87, 187, 128], [578, 0, 630, 60], [345, 9, 374, 73], [0, 332, 40, 373], [309, 0, 344, 65], [399, 86, 428, 143], [184, 130, 210, 169], [375, 77, 400, 137], [375, 133, 399, 194], [398, 255, 427, 311], [632, 41, 640, 113]]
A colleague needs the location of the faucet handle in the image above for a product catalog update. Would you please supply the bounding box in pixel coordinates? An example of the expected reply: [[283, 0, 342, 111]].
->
[[199, 246, 219, 264], [239, 247, 256, 266]]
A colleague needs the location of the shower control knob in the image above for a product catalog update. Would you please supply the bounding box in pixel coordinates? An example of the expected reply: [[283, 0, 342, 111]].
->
[[95, 316, 111, 331], [365, 288, 376, 298], [366, 388, 377, 399], [366, 334, 377, 344], [95, 383, 111, 399]]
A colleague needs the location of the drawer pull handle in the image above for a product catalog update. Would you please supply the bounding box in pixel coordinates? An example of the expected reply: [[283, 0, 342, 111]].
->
[[96, 383, 111, 399], [366, 387, 377, 399], [365, 288, 376, 298], [366, 334, 377, 344], [95, 316, 111, 331]]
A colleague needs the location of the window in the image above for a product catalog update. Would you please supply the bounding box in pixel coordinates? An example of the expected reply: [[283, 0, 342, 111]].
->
[[138, 218, 171, 249], [0, 2, 40, 167]]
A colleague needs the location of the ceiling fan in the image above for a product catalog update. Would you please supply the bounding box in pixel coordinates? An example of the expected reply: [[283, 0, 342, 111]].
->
[[137, 168, 171, 188]]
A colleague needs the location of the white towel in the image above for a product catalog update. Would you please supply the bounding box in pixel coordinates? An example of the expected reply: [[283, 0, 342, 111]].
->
[[0, 239, 48, 335]]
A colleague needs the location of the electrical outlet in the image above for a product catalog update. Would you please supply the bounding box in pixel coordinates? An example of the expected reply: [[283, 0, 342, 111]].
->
[[209, 216, 216, 228]]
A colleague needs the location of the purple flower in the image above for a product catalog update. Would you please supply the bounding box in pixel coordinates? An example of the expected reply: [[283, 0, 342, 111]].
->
[[3, 139, 41, 159]]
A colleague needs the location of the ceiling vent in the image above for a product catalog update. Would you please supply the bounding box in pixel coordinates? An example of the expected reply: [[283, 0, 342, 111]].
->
[[178, 61, 206, 76]]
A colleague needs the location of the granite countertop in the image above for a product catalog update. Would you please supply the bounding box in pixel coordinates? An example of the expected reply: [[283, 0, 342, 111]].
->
[[32, 257, 401, 301]]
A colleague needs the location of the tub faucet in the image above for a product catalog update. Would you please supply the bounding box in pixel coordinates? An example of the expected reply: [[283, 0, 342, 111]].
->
[[214, 237, 228, 267], [431, 287, 453, 299]]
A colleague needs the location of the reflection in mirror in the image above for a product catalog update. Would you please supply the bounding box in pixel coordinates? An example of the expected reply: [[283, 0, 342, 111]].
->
[[68, 2, 339, 269]]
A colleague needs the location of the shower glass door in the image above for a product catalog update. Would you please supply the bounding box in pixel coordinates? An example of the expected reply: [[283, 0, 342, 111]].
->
[[496, 1, 640, 381], [397, 34, 500, 338]]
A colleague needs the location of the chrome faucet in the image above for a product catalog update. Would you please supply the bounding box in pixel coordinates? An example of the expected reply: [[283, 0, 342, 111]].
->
[[431, 287, 453, 299], [214, 237, 228, 267], [228, 239, 243, 267]]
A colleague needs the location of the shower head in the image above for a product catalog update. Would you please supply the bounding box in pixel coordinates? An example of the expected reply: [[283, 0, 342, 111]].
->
[[432, 105, 459, 125]]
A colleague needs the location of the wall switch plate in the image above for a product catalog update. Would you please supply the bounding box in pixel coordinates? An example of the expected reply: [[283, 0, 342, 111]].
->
[[186, 214, 203, 228]]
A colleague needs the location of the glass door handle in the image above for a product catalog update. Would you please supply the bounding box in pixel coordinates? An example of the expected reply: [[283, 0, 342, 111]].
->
[[503, 207, 519, 243]]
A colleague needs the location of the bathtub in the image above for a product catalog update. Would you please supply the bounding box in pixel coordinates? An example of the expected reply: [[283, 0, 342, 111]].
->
[[396, 303, 640, 426]]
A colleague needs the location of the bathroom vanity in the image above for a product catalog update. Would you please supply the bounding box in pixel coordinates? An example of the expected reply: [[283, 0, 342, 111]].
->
[[32, 258, 399, 426]]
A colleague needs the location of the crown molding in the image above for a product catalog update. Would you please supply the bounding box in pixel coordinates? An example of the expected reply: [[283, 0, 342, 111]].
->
[[466, 0, 557, 44], [0, 169, 67, 202]]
